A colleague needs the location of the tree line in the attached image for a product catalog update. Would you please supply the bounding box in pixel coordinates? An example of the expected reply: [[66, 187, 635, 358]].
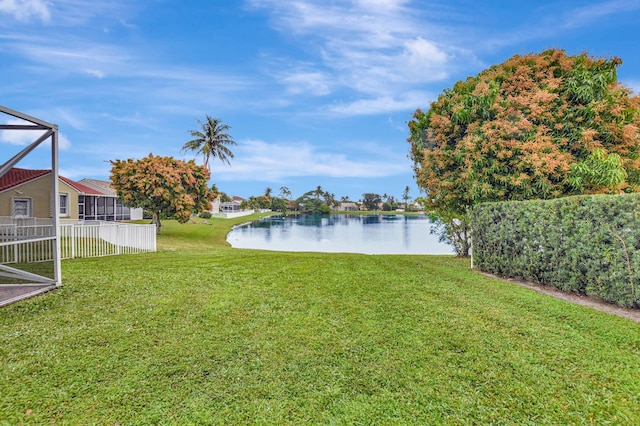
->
[[227, 185, 417, 214]]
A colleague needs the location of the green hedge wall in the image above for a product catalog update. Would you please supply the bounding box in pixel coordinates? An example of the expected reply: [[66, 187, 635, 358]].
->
[[471, 194, 640, 308]]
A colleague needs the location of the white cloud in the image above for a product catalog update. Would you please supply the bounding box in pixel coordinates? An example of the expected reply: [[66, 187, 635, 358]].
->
[[14, 41, 129, 79], [215, 138, 408, 181], [353, 0, 409, 10], [33, 0, 134, 27], [59, 164, 111, 180], [280, 70, 332, 96], [2, 34, 254, 113], [1, 119, 48, 145], [53, 108, 88, 130], [622, 79, 640, 95], [0, 0, 51, 22], [401, 37, 448, 75], [248, 0, 459, 114], [327, 91, 432, 115], [562, 0, 640, 29], [84, 69, 106, 78], [0, 119, 71, 150]]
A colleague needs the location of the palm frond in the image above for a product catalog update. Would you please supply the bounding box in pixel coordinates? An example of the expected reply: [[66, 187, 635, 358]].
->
[[183, 115, 237, 171]]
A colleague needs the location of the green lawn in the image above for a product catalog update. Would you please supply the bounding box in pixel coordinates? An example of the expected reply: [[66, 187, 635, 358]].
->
[[1, 216, 639, 425]]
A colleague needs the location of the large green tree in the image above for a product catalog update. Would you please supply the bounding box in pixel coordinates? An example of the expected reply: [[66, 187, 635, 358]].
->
[[361, 193, 382, 211], [110, 154, 212, 234], [408, 49, 640, 256], [296, 190, 331, 214], [182, 115, 237, 171]]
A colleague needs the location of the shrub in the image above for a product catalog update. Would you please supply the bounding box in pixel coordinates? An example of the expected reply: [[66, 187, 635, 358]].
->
[[198, 211, 212, 219], [472, 194, 640, 308]]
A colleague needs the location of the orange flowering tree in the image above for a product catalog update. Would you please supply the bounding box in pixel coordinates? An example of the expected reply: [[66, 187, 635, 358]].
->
[[110, 154, 213, 234], [408, 49, 640, 256]]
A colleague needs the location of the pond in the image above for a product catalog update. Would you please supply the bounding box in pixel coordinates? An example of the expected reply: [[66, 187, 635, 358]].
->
[[226, 214, 454, 255]]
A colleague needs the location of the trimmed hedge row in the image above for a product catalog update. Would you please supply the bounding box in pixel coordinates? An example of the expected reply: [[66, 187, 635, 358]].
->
[[471, 193, 640, 308]]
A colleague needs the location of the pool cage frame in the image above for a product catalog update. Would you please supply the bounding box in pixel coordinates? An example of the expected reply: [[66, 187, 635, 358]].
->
[[0, 105, 61, 304]]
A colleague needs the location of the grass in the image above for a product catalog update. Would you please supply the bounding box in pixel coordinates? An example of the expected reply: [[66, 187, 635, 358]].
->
[[1, 216, 639, 424]]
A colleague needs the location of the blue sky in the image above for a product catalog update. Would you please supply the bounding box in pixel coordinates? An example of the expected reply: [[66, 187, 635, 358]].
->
[[2, 0, 639, 202]]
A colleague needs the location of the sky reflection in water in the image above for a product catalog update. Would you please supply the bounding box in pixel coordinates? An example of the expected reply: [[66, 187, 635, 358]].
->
[[227, 214, 454, 255]]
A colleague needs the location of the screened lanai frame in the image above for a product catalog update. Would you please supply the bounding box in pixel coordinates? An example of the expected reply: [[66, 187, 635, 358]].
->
[[0, 105, 61, 305]]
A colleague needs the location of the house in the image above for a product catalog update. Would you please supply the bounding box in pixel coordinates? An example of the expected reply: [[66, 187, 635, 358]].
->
[[336, 202, 359, 211], [220, 195, 245, 212], [0, 168, 142, 221]]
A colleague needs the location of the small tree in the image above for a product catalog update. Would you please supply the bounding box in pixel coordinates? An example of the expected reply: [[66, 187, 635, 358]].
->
[[296, 190, 331, 214], [323, 192, 337, 209], [248, 195, 271, 210], [402, 186, 411, 210], [313, 185, 324, 199], [271, 197, 288, 214], [362, 193, 382, 211], [110, 153, 212, 234], [279, 186, 292, 200]]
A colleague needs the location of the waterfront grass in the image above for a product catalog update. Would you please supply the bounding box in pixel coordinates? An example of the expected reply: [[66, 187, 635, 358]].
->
[[1, 218, 639, 424]]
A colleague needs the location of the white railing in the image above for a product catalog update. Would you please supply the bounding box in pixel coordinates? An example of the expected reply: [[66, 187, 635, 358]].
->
[[212, 210, 255, 219], [0, 222, 56, 264], [59, 222, 156, 259], [0, 218, 155, 264]]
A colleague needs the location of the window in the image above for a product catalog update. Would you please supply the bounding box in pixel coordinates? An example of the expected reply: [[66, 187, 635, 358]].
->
[[78, 195, 85, 219], [13, 198, 32, 218], [59, 193, 69, 216]]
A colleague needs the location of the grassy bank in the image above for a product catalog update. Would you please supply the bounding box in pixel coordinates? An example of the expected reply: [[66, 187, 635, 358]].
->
[[1, 217, 639, 424]]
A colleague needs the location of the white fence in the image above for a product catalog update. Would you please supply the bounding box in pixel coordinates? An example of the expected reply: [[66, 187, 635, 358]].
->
[[212, 210, 256, 219], [0, 218, 155, 264], [59, 222, 156, 259]]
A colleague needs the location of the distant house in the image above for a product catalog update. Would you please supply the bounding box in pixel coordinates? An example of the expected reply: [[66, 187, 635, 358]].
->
[[0, 168, 142, 221], [220, 195, 245, 212], [336, 202, 359, 211]]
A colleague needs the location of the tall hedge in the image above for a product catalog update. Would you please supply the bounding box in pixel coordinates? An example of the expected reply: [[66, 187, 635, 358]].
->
[[471, 194, 640, 308]]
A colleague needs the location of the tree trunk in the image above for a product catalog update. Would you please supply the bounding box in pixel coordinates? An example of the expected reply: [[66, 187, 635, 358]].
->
[[151, 211, 162, 235], [448, 215, 471, 257]]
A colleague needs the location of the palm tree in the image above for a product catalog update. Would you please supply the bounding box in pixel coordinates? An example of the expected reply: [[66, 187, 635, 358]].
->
[[182, 115, 237, 171], [279, 186, 291, 200], [402, 185, 411, 210]]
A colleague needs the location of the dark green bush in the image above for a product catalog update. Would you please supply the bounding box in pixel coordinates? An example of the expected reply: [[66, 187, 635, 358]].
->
[[198, 211, 212, 219], [472, 194, 640, 308]]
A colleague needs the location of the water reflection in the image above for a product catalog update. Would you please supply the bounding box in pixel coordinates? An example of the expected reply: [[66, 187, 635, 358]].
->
[[227, 214, 453, 255]]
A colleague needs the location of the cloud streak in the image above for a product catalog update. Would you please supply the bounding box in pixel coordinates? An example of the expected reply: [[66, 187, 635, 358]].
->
[[215, 139, 409, 182], [248, 0, 461, 115], [0, 0, 50, 22], [561, 0, 640, 29], [0, 119, 72, 149]]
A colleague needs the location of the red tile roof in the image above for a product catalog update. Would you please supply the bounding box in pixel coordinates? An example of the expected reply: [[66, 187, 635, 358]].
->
[[60, 176, 105, 195], [0, 168, 109, 196], [0, 168, 50, 192]]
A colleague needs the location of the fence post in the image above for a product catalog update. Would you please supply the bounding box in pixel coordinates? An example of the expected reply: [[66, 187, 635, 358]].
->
[[13, 223, 18, 264], [71, 225, 76, 259], [117, 224, 122, 255]]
